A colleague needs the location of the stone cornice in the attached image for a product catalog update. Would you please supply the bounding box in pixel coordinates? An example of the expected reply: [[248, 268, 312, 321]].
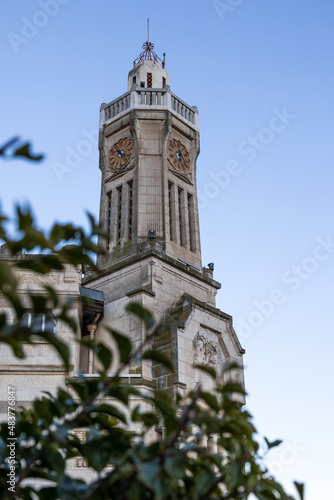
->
[[83, 244, 221, 291]]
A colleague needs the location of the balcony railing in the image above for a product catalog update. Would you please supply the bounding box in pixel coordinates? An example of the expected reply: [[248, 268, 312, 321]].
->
[[103, 92, 131, 121], [137, 89, 167, 106], [171, 94, 196, 125], [100, 87, 198, 129]]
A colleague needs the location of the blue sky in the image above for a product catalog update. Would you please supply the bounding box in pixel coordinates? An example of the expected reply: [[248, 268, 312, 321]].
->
[[1, 1, 334, 497]]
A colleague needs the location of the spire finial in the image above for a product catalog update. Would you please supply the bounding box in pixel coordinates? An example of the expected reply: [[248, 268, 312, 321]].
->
[[133, 20, 166, 69]]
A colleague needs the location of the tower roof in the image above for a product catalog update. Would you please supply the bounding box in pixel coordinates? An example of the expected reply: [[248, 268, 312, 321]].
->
[[133, 19, 166, 68]]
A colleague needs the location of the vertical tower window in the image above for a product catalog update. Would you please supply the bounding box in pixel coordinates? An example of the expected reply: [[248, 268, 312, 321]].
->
[[187, 193, 196, 252], [107, 190, 112, 250], [128, 181, 133, 240], [117, 186, 122, 245], [147, 73, 152, 88], [178, 188, 185, 247], [168, 182, 174, 241], [132, 76, 136, 85], [162, 77, 166, 88]]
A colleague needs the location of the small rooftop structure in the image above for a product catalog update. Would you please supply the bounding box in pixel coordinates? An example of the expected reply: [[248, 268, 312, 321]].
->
[[133, 19, 166, 68]]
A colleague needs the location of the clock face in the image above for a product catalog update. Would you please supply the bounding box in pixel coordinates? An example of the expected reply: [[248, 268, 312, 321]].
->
[[109, 138, 133, 170], [168, 139, 190, 173]]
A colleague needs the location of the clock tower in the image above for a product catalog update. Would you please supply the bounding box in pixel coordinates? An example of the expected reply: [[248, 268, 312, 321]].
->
[[84, 38, 245, 396], [97, 39, 201, 270]]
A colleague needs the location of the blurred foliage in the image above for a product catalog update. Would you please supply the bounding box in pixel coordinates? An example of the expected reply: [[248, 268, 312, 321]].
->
[[0, 137, 44, 162], [0, 205, 304, 500]]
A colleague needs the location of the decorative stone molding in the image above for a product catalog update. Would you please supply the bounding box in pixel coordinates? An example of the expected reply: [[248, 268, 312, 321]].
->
[[64, 270, 80, 283], [16, 273, 60, 285]]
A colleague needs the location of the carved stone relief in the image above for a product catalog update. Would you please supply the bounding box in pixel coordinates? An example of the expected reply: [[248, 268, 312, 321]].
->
[[193, 330, 224, 379]]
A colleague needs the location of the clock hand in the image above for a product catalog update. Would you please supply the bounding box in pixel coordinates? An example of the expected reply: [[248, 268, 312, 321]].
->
[[176, 150, 183, 161], [177, 149, 188, 170]]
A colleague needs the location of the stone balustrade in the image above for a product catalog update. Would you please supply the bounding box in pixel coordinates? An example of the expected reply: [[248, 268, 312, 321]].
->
[[137, 89, 167, 106], [171, 94, 196, 125], [103, 92, 131, 121], [100, 87, 198, 129]]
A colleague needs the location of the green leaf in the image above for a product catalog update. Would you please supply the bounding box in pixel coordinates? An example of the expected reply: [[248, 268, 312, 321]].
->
[[126, 302, 154, 329], [135, 456, 160, 491], [95, 342, 112, 371], [3, 337, 25, 358], [34, 397, 53, 423], [13, 142, 44, 161], [106, 328, 132, 363], [42, 449, 65, 477], [255, 492, 277, 500], [82, 429, 132, 471], [151, 391, 178, 436], [230, 460, 243, 489], [0, 261, 17, 289], [37, 331, 69, 369], [220, 380, 245, 395], [199, 392, 220, 412], [264, 437, 283, 450], [79, 337, 94, 349], [86, 211, 107, 237], [105, 384, 140, 404], [165, 454, 187, 480], [193, 468, 216, 499], [131, 406, 159, 427], [68, 380, 88, 402], [294, 481, 304, 500], [194, 364, 217, 379], [58, 245, 85, 265], [57, 477, 91, 500], [142, 349, 174, 371], [43, 285, 59, 308], [49, 223, 68, 244], [93, 404, 127, 424], [17, 205, 34, 230], [223, 360, 242, 371], [15, 255, 64, 274]]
